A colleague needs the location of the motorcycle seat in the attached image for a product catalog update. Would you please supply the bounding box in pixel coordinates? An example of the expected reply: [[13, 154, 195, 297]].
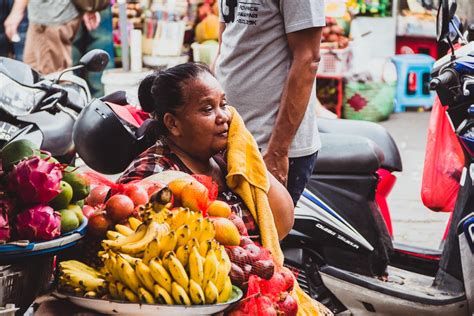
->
[[318, 118, 402, 172], [314, 133, 384, 174]]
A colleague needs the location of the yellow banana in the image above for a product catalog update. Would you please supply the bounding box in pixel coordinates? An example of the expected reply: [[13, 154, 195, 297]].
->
[[161, 251, 173, 270], [67, 273, 106, 292], [123, 287, 140, 302], [142, 238, 160, 264], [188, 279, 205, 305], [106, 230, 124, 241], [108, 282, 120, 300], [187, 237, 200, 251], [214, 259, 229, 292], [59, 260, 103, 278], [199, 239, 211, 257], [158, 230, 177, 257], [166, 252, 189, 289], [189, 210, 203, 222], [120, 221, 162, 255], [153, 284, 174, 305], [115, 224, 134, 236], [149, 258, 172, 293], [120, 253, 142, 266], [216, 246, 232, 273], [189, 218, 203, 239], [116, 282, 127, 300], [135, 261, 155, 293], [138, 287, 156, 304], [204, 281, 219, 304], [199, 218, 215, 243], [175, 244, 190, 267], [128, 217, 143, 231], [203, 249, 218, 287], [171, 282, 191, 305], [176, 224, 191, 247], [171, 208, 191, 229], [116, 255, 141, 293], [217, 276, 232, 303], [102, 223, 147, 250], [104, 253, 122, 282], [84, 291, 98, 298], [188, 246, 204, 287]]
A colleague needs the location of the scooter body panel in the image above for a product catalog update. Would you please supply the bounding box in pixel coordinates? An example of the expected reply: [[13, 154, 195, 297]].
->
[[459, 213, 474, 312], [320, 265, 467, 316]]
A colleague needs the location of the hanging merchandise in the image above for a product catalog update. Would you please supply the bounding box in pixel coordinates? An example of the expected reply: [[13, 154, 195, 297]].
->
[[142, 0, 188, 57]]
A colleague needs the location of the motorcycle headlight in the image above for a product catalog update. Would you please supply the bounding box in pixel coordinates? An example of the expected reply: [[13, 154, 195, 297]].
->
[[0, 73, 45, 116]]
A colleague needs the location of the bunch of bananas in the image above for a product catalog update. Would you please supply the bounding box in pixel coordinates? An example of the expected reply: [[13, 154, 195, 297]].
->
[[57, 260, 107, 298], [97, 206, 234, 305]]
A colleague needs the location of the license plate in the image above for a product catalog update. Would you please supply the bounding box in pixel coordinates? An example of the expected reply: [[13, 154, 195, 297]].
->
[[0, 121, 19, 142]]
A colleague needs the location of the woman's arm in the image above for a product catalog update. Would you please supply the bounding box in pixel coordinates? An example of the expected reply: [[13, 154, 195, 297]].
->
[[267, 172, 294, 240]]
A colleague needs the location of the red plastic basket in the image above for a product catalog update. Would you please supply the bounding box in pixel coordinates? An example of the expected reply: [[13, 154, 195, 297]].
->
[[319, 46, 352, 75]]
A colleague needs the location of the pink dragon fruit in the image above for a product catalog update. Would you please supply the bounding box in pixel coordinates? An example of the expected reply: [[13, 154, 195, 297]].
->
[[16, 205, 61, 241], [9, 156, 62, 204], [0, 192, 14, 242], [0, 211, 10, 242]]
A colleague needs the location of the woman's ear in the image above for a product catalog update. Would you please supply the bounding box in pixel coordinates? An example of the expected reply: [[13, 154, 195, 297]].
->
[[163, 113, 181, 137]]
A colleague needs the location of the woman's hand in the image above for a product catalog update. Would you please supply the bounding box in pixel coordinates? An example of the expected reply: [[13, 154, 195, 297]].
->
[[267, 172, 294, 240]]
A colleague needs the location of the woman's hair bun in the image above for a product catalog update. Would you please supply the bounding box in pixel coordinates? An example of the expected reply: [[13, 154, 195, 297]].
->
[[138, 74, 157, 113]]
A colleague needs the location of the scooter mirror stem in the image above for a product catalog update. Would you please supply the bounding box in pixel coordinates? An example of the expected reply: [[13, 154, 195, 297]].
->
[[54, 65, 85, 84]]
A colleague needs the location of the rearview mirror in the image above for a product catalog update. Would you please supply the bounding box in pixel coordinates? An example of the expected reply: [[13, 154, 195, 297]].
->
[[79, 49, 110, 72], [437, 0, 457, 42]]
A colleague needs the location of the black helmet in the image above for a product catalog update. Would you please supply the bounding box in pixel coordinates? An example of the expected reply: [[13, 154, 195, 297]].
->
[[73, 96, 157, 174]]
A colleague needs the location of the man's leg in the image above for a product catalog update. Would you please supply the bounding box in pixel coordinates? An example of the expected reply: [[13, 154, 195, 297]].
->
[[287, 151, 319, 206], [24, 17, 81, 74]]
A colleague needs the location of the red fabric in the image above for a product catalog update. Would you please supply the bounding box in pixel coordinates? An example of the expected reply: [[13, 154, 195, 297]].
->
[[125, 106, 150, 126], [421, 97, 464, 212]]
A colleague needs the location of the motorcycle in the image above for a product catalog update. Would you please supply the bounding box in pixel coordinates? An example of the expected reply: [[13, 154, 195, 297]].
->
[[0, 49, 109, 163], [281, 0, 474, 314]]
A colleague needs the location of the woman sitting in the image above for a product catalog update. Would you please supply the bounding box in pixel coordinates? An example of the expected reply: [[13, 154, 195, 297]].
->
[[117, 63, 294, 240]]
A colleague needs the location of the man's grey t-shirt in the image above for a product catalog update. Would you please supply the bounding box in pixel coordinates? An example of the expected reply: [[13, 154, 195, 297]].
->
[[216, 0, 325, 158], [28, 0, 79, 25]]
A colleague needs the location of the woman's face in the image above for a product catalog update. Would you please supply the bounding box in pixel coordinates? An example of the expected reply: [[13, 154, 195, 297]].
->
[[168, 72, 231, 158]]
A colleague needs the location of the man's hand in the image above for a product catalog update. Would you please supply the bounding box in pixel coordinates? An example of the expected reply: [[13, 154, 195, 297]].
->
[[263, 150, 289, 186], [83, 12, 101, 31], [4, 10, 24, 41]]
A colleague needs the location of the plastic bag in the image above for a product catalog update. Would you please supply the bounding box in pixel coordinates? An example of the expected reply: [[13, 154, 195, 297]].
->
[[421, 97, 464, 212]]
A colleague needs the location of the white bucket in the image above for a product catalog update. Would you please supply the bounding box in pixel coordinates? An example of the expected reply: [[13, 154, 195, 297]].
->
[[191, 42, 219, 66], [101, 68, 153, 104]]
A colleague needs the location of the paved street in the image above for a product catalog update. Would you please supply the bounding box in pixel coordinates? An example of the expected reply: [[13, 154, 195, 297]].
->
[[379, 111, 451, 250]]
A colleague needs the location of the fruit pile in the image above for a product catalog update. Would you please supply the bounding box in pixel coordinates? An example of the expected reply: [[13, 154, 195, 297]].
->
[[321, 16, 350, 49], [0, 140, 90, 243], [59, 205, 235, 305], [59, 175, 298, 314]]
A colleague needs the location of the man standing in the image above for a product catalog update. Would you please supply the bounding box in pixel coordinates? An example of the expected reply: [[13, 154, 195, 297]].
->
[[1, 0, 28, 60], [4, 0, 100, 74], [216, 0, 325, 205]]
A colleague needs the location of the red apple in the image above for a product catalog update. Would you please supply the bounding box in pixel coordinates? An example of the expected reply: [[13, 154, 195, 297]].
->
[[276, 292, 298, 316]]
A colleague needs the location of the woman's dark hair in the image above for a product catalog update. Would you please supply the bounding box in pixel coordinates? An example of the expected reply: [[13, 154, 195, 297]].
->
[[138, 62, 213, 135]]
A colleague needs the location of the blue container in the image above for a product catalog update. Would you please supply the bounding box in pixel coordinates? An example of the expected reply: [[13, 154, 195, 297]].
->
[[391, 54, 436, 112]]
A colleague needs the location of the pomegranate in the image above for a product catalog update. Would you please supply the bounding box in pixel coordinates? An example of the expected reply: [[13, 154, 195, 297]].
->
[[88, 212, 111, 236], [256, 295, 278, 316], [239, 236, 254, 247], [124, 184, 149, 207], [243, 243, 262, 263], [86, 185, 109, 207], [82, 205, 96, 219], [105, 194, 134, 222], [280, 267, 296, 292], [276, 292, 298, 316]]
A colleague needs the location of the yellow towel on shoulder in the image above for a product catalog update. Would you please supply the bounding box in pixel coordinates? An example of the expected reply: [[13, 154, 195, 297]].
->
[[226, 107, 332, 316]]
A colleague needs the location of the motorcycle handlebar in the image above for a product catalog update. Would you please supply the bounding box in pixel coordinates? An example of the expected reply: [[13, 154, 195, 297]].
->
[[430, 69, 457, 90]]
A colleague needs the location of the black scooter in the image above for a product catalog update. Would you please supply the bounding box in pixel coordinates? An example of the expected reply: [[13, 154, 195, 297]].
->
[[0, 49, 109, 163], [281, 1, 474, 314]]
